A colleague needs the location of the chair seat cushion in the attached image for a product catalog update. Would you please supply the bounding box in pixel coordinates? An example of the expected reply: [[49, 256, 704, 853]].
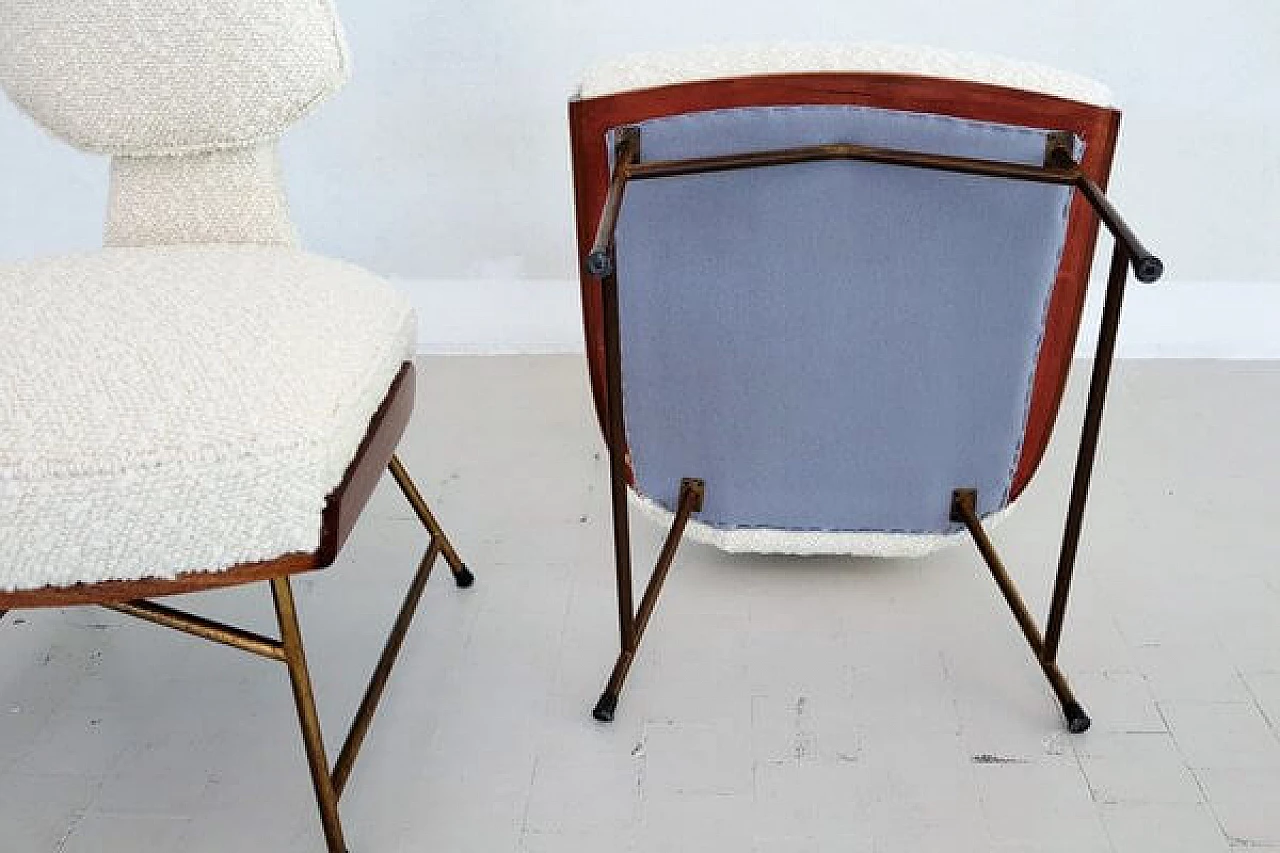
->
[[0, 246, 415, 592]]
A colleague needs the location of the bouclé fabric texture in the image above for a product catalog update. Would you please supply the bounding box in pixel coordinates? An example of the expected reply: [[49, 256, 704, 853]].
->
[[0, 247, 415, 592], [580, 43, 1113, 107], [631, 492, 1014, 558], [0, 0, 349, 156], [106, 144, 298, 247], [0, 0, 421, 592]]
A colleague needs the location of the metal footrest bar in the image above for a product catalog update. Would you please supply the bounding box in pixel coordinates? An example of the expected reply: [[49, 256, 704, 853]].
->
[[104, 599, 286, 661], [950, 489, 1090, 733]]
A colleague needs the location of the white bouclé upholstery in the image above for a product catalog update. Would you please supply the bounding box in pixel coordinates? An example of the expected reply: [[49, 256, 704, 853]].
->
[[106, 144, 298, 247], [0, 0, 350, 248], [630, 493, 1013, 558], [0, 247, 415, 592], [0, 0, 348, 156], [580, 43, 1113, 107], [0, 0, 419, 592]]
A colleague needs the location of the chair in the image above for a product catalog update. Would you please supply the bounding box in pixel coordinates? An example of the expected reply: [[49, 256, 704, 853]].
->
[[568, 45, 1162, 731], [0, 3, 472, 850]]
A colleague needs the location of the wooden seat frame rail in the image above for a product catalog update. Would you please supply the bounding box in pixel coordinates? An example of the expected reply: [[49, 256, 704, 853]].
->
[[585, 126, 1163, 732], [0, 363, 473, 853]]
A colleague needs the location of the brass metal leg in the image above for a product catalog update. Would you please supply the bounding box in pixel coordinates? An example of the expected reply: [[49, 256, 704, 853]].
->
[[388, 455, 474, 588], [593, 477, 705, 722], [332, 539, 441, 797], [951, 489, 1090, 733], [591, 232, 706, 721], [271, 576, 348, 853], [104, 600, 285, 661], [600, 268, 637, 658], [1044, 243, 1130, 661]]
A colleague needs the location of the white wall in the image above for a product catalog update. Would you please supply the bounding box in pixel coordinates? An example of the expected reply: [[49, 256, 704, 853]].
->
[[2, 0, 1277, 356]]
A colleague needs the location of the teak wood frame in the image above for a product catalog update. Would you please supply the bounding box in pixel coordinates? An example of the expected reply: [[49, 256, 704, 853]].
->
[[0, 362, 472, 853], [583, 122, 1162, 732]]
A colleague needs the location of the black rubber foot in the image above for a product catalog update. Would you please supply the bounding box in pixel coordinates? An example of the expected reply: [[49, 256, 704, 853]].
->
[[452, 565, 475, 589], [1063, 701, 1092, 733], [592, 693, 618, 722]]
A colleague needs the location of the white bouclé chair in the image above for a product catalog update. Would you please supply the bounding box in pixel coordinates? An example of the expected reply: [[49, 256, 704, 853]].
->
[[0, 3, 472, 850], [569, 45, 1162, 730]]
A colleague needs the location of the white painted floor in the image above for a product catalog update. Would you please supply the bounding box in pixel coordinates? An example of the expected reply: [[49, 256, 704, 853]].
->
[[2, 356, 1279, 852]]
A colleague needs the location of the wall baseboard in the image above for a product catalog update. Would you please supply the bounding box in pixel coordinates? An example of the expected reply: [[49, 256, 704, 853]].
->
[[400, 278, 1280, 359]]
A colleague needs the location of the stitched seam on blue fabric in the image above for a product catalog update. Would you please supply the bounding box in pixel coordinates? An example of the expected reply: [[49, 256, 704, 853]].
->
[[620, 103, 1055, 163], [1002, 132, 1087, 508]]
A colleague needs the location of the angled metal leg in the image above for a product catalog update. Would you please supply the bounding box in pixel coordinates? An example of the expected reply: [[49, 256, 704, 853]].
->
[[590, 227, 708, 721], [950, 489, 1090, 733], [105, 599, 285, 660], [331, 539, 440, 797], [600, 266, 636, 658], [1044, 243, 1130, 661], [271, 576, 348, 853], [950, 238, 1137, 733], [593, 476, 705, 722], [388, 454, 475, 588], [102, 532, 455, 850]]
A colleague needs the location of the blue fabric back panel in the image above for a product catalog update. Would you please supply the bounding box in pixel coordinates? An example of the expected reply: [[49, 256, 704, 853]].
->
[[612, 105, 1073, 534]]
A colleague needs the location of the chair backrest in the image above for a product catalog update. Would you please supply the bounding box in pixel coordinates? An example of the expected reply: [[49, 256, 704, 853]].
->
[[0, 0, 349, 245], [0, 0, 347, 155], [570, 46, 1121, 553]]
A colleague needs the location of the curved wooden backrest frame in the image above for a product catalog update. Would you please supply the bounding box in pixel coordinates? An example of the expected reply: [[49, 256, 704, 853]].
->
[[569, 73, 1121, 501]]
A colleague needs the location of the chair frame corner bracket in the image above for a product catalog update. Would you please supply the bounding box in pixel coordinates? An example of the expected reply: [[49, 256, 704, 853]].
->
[[1043, 130, 1078, 170]]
